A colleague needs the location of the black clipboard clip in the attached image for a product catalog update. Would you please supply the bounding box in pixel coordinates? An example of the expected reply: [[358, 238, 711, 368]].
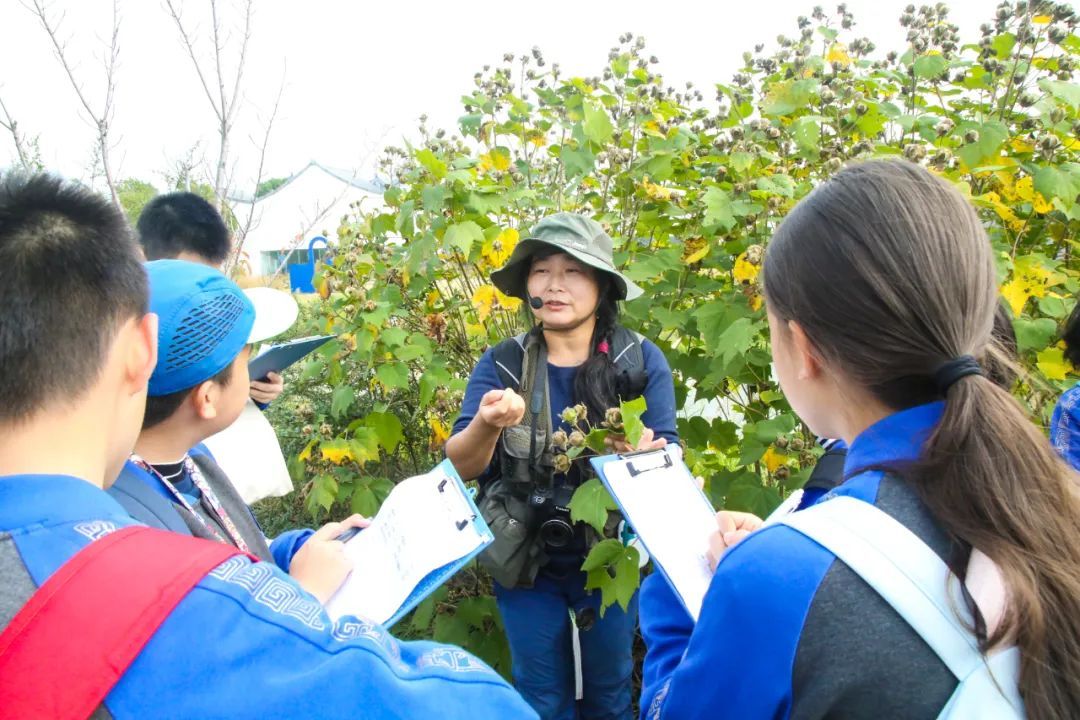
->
[[439, 476, 476, 532], [616, 448, 673, 477]]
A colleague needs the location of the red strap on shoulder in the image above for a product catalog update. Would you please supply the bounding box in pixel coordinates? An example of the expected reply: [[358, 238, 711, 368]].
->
[[0, 525, 254, 720]]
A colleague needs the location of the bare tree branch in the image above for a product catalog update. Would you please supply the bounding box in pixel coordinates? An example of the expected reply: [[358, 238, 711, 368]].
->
[[24, 0, 121, 208], [227, 69, 284, 275], [163, 0, 254, 214], [0, 93, 34, 171]]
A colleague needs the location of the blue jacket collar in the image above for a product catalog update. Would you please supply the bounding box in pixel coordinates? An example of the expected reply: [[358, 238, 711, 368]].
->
[[843, 402, 944, 479], [0, 474, 132, 531]]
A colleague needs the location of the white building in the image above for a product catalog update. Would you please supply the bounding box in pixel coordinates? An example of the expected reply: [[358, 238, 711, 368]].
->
[[229, 161, 386, 277]]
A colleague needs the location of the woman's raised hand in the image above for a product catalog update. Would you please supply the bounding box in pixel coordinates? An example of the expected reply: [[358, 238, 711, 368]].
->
[[477, 388, 526, 428]]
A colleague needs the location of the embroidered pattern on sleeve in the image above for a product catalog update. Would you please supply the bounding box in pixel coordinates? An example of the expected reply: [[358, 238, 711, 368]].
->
[[73, 520, 119, 542], [207, 555, 326, 631]]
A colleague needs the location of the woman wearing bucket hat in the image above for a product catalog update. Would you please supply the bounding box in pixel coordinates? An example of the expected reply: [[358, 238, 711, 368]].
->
[[446, 212, 678, 720]]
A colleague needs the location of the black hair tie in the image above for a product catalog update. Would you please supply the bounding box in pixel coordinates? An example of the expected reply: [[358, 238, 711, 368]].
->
[[934, 355, 983, 394]]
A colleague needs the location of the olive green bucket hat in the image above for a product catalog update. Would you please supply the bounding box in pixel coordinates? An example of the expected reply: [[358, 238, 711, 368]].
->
[[490, 212, 643, 301]]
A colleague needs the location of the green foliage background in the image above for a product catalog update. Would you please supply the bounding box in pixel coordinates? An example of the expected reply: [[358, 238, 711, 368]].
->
[[256, 2, 1080, 680]]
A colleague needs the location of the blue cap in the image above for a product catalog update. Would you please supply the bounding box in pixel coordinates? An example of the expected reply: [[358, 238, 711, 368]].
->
[[146, 260, 255, 397]]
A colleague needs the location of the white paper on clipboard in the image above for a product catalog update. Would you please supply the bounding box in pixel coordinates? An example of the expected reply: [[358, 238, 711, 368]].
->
[[595, 446, 717, 621]]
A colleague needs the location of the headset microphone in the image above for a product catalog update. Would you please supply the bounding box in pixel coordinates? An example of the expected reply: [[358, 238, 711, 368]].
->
[[529, 296, 544, 310]]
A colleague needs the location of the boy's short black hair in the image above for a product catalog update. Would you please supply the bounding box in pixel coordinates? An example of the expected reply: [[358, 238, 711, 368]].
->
[[141, 360, 235, 430], [0, 172, 148, 422], [137, 192, 231, 265], [1064, 302, 1080, 369]]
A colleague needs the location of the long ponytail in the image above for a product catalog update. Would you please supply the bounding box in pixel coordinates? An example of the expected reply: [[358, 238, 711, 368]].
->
[[763, 159, 1080, 719]]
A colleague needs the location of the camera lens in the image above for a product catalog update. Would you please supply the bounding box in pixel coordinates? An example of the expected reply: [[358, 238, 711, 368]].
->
[[540, 518, 575, 549]]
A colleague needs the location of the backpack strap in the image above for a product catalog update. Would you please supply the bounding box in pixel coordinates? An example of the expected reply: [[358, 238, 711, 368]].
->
[[0, 526, 253, 719], [781, 496, 1022, 712], [108, 462, 195, 535], [492, 333, 529, 390]]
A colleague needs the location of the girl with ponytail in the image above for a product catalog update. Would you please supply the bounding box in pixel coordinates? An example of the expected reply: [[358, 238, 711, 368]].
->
[[447, 212, 678, 719], [640, 160, 1080, 719]]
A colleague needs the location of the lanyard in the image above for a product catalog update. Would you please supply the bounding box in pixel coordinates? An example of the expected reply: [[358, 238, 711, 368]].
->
[[129, 454, 251, 554]]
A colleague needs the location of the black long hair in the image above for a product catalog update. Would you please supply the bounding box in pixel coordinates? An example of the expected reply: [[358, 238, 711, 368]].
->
[[573, 274, 626, 425]]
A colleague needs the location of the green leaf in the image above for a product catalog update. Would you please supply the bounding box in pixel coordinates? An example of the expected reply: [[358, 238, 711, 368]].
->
[[1034, 164, 1080, 204], [331, 385, 355, 419], [792, 116, 821, 152], [569, 478, 618, 535], [703, 187, 736, 232], [410, 585, 448, 631], [444, 221, 485, 256], [750, 414, 797, 445], [730, 151, 755, 173], [727, 475, 782, 516], [761, 79, 818, 117], [1013, 318, 1058, 354], [717, 317, 759, 366], [912, 53, 948, 79], [1038, 295, 1072, 319], [956, 121, 1009, 170], [992, 33, 1016, 60], [620, 395, 648, 448], [610, 544, 640, 612], [366, 411, 404, 454], [375, 362, 410, 389], [583, 102, 614, 145], [300, 359, 326, 382], [581, 538, 624, 572], [351, 483, 378, 517], [308, 474, 337, 514], [756, 174, 796, 198], [560, 146, 595, 178], [421, 185, 448, 212], [433, 612, 472, 647], [584, 428, 612, 454], [1039, 78, 1080, 111], [414, 149, 447, 179]]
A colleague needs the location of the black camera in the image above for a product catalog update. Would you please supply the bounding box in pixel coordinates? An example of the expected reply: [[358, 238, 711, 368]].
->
[[528, 483, 577, 549]]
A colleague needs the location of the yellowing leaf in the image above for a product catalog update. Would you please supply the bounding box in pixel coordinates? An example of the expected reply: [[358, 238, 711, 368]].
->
[[429, 415, 451, 447], [733, 252, 760, 285], [1037, 347, 1070, 381], [642, 176, 675, 201], [682, 236, 709, 264], [528, 132, 547, 148], [641, 120, 665, 138], [749, 293, 763, 311], [495, 287, 522, 312], [482, 227, 519, 267], [1001, 278, 1030, 316], [479, 148, 511, 173], [426, 289, 441, 309], [826, 43, 851, 68], [471, 285, 497, 322], [762, 447, 788, 473], [1015, 176, 1035, 201], [1032, 193, 1054, 214], [995, 171, 1018, 201], [298, 440, 315, 463], [1032, 14, 1052, 24], [1010, 138, 1035, 153], [320, 441, 354, 465]]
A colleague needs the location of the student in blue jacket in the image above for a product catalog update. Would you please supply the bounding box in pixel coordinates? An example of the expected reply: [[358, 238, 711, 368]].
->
[[639, 160, 1080, 719], [447, 212, 678, 720], [138, 191, 285, 406], [108, 259, 366, 602], [1051, 305, 1080, 469], [0, 172, 536, 719]]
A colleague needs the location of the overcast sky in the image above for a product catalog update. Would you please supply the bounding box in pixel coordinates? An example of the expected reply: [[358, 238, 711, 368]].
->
[[0, 0, 993, 193]]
